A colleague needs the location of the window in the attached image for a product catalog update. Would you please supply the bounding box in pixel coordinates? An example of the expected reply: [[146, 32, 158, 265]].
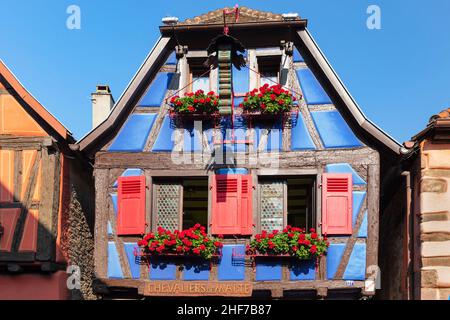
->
[[259, 176, 316, 233], [189, 58, 210, 93], [182, 179, 208, 230], [153, 177, 209, 232], [257, 55, 281, 88]]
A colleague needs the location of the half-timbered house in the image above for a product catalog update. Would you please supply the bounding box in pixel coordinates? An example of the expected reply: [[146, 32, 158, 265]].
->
[[0, 60, 95, 299], [77, 7, 402, 299]]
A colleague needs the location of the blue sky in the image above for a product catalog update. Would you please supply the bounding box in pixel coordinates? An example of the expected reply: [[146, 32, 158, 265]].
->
[[1, 0, 449, 143]]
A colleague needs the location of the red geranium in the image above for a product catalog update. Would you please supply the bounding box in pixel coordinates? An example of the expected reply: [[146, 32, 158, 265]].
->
[[249, 227, 328, 260], [138, 225, 223, 260], [170, 91, 219, 114], [241, 84, 298, 114]]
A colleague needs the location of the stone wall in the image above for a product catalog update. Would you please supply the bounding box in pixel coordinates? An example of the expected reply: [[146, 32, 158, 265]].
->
[[419, 141, 450, 300]]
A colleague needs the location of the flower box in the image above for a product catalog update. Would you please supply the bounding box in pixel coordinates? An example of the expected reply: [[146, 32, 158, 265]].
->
[[247, 226, 329, 261], [239, 84, 298, 115], [137, 225, 223, 260], [169, 90, 220, 115]]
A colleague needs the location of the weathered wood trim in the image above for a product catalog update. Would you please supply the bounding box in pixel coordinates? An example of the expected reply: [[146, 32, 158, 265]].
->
[[36, 148, 60, 261], [93, 277, 365, 297], [13, 150, 22, 202], [11, 151, 41, 253], [0, 252, 35, 262], [366, 164, 380, 271], [0, 136, 50, 150], [94, 169, 109, 278], [94, 147, 379, 170]]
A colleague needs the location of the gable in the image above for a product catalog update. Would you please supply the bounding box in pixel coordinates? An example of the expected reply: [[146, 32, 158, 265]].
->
[[104, 46, 364, 154], [0, 88, 46, 136], [77, 9, 400, 157], [0, 60, 69, 140]]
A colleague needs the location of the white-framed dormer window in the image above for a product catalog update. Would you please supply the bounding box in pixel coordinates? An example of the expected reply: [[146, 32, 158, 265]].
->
[[188, 58, 210, 93], [257, 55, 282, 88]]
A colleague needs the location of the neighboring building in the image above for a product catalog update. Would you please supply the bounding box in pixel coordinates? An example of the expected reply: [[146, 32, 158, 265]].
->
[[379, 107, 450, 300], [0, 60, 95, 299], [76, 7, 402, 299]]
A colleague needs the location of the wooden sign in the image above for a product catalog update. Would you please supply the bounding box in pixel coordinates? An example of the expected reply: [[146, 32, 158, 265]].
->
[[142, 281, 253, 297]]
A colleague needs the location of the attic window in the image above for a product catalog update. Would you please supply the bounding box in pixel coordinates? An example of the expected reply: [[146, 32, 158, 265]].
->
[[188, 58, 210, 92], [257, 55, 281, 87]]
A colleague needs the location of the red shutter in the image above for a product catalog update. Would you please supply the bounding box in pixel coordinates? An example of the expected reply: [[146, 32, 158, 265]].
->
[[240, 175, 253, 235], [117, 176, 146, 235], [211, 174, 253, 235], [322, 173, 352, 235]]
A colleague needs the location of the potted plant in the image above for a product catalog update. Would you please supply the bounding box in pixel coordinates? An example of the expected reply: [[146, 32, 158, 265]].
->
[[239, 84, 297, 115], [169, 90, 220, 115], [137, 224, 223, 280], [247, 226, 329, 281]]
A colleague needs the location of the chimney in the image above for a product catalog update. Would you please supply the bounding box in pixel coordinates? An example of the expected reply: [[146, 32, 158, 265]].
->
[[91, 85, 114, 128]]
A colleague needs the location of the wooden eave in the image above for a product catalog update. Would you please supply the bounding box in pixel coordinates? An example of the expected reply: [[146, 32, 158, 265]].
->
[[411, 118, 450, 142]]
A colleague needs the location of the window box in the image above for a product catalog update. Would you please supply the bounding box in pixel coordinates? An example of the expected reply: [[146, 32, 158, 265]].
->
[[169, 90, 219, 116], [239, 84, 299, 115]]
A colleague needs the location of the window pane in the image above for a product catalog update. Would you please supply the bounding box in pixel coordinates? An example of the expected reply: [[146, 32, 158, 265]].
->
[[192, 76, 210, 92], [287, 177, 315, 230], [182, 178, 208, 230], [260, 180, 284, 232], [260, 74, 278, 87], [155, 183, 180, 231]]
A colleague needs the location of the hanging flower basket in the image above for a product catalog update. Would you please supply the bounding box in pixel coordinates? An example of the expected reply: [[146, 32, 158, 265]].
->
[[239, 84, 298, 116], [169, 90, 220, 116], [137, 224, 223, 260], [247, 225, 329, 260]]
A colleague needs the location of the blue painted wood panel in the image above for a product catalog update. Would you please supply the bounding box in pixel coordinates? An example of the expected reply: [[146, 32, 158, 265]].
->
[[255, 259, 283, 281], [149, 257, 177, 280], [353, 191, 366, 228], [166, 52, 177, 65], [138, 72, 174, 107], [218, 245, 245, 281], [358, 211, 368, 238], [112, 168, 143, 187], [326, 243, 345, 279], [293, 48, 304, 62], [107, 221, 113, 235], [310, 111, 362, 148], [123, 243, 141, 279], [255, 120, 283, 152], [110, 193, 118, 216], [107, 242, 123, 279], [183, 123, 203, 153], [291, 112, 316, 150], [183, 258, 211, 281], [290, 259, 316, 281], [325, 163, 366, 185], [108, 114, 157, 152], [296, 68, 331, 105], [343, 243, 366, 280], [216, 168, 248, 175], [233, 66, 249, 94], [152, 116, 175, 152]]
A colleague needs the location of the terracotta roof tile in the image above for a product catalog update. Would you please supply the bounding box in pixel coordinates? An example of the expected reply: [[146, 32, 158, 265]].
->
[[179, 6, 288, 25]]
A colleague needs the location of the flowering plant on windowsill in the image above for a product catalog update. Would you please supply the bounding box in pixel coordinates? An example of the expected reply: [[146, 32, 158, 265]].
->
[[137, 224, 223, 260], [169, 90, 219, 114], [239, 84, 297, 115], [247, 226, 329, 260]]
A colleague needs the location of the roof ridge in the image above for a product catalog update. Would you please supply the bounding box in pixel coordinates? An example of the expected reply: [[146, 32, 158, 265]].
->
[[179, 6, 285, 25]]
